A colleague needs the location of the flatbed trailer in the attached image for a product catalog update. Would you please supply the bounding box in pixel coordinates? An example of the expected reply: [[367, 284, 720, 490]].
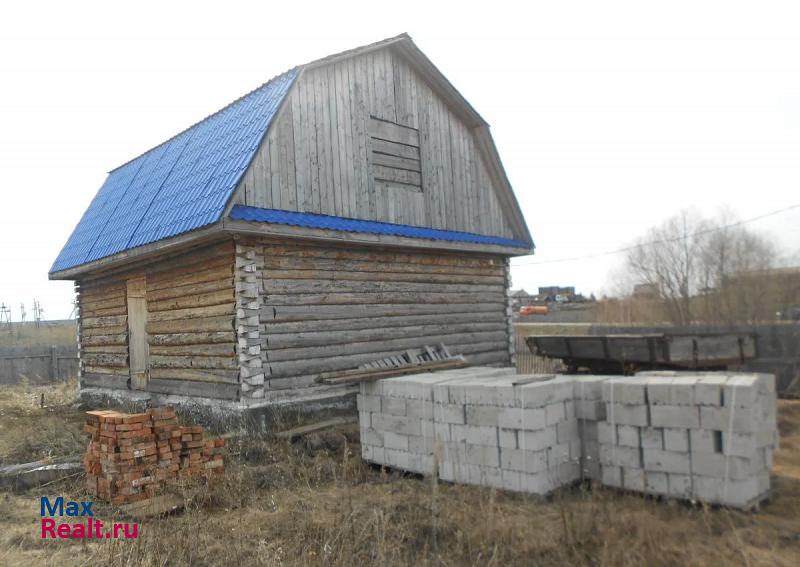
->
[[526, 333, 757, 374]]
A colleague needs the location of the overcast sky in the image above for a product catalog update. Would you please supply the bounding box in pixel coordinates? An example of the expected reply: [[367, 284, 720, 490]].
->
[[1, 1, 799, 320]]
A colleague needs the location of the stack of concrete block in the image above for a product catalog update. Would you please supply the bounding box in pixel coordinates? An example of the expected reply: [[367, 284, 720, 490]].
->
[[359, 368, 777, 509], [599, 372, 777, 508], [359, 369, 582, 496]]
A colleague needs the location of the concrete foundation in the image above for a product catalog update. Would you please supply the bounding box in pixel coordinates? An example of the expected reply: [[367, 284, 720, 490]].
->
[[80, 384, 357, 432], [359, 368, 778, 509]]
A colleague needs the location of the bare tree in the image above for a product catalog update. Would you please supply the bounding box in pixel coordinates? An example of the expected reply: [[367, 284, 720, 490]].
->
[[625, 210, 709, 324], [620, 209, 779, 325]]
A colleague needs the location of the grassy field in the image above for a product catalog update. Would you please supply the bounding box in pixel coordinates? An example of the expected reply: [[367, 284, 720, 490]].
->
[[0, 380, 798, 566], [0, 321, 77, 349]]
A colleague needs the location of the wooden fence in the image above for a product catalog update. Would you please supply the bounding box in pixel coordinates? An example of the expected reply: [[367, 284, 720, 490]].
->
[[0, 346, 78, 385]]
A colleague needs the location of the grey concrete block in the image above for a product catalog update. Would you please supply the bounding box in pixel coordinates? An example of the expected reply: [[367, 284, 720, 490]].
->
[[434, 403, 465, 424], [601, 465, 623, 488], [576, 400, 606, 420], [500, 447, 548, 473], [700, 406, 761, 432], [690, 428, 721, 453], [723, 375, 758, 408], [645, 377, 673, 405], [723, 430, 775, 457], [357, 394, 381, 413], [692, 472, 769, 508], [557, 419, 579, 444], [465, 443, 500, 467], [603, 378, 646, 405], [663, 428, 689, 452], [499, 428, 518, 449], [667, 473, 692, 498], [581, 420, 599, 442], [372, 414, 422, 436], [617, 425, 640, 448], [465, 405, 503, 427], [406, 399, 434, 419], [573, 375, 608, 400], [497, 407, 546, 431], [547, 443, 571, 468], [650, 405, 700, 429], [691, 452, 764, 480], [359, 411, 371, 429], [606, 403, 649, 426], [641, 427, 664, 450], [523, 470, 558, 495], [645, 471, 669, 495], [643, 449, 691, 474], [519, 426, 558, 452], [551, 461, 581, 484], [451, 424, 498, 446], [362, 445, 385, 463], [597, 421, 616, 444], [694, 376, 727, 406], [669, 376, 698, 405], [408, 435, 434, 454], [545, 402, 566, 426], [361, 427, 383, 447], [599, 445, 642, 468], [384, 432, 409, 451], [382, 397, 407, 416], [623, 467, 646, 491]]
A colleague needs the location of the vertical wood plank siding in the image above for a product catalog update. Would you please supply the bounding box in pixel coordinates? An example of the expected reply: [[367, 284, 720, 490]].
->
[[234, 48, 515, 240], [240, 237, 511, 395]]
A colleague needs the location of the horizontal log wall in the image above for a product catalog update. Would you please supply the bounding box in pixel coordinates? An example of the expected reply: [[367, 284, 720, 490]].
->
[[77, 278, 129, 390], [243, 237, 511, 396], [77, 241, 239, 400], [144, 241, 238, 400]]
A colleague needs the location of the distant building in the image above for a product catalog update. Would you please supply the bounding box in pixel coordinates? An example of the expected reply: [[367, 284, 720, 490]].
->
[[538, 286, 575, 300]]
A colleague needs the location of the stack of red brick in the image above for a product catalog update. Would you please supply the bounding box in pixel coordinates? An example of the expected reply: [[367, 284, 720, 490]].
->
[[83, 407, 225, 505]]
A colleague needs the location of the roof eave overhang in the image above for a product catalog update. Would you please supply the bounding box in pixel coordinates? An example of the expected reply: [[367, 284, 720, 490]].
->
[[222, 218, 533, 257], [47, 223, 227, 281]]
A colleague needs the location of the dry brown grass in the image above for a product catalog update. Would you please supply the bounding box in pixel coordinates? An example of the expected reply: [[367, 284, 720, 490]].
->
[[0, 384, 798, 566], [0, 321, 77, 349]]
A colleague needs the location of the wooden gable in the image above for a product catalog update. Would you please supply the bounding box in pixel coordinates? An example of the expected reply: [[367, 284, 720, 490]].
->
[[231, 40, 531, 246]]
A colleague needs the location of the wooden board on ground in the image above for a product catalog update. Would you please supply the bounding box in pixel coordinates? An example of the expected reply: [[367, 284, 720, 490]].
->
[[318, 357, 468, 385], [274, 416, 358, 441]]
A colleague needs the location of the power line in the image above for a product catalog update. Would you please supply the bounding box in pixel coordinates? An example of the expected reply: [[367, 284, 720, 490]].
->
[[511, 202, 800, 266]]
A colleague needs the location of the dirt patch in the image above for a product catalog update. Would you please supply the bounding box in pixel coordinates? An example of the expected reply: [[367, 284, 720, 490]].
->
[[0, 383, 798, 566]]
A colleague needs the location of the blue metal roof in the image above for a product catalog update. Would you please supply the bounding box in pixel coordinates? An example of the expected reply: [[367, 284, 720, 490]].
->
[[50, 68, 298, 274], [229, 205, 530, 249]]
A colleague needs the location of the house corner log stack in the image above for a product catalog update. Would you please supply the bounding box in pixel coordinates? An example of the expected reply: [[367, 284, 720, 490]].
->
[[359, 368, 778, 509], [83, 407, 225, 506]]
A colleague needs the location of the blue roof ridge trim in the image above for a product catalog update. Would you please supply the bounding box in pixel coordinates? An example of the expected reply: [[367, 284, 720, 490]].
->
[[228, 205, 529, 249], [108, 68, 300, 175]]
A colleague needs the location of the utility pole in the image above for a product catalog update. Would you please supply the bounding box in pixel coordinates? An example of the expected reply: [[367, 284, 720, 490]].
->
[[0, 303, 10, 330], [20, 303, 26, 324], [33, 299, 44, 328]]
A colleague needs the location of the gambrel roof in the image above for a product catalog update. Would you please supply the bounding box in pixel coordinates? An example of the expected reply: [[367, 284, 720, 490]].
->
[[50, 34, 532, 279]]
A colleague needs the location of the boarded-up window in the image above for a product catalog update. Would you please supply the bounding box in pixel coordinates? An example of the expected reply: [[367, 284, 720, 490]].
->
[[368, 117, 422, 191]]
